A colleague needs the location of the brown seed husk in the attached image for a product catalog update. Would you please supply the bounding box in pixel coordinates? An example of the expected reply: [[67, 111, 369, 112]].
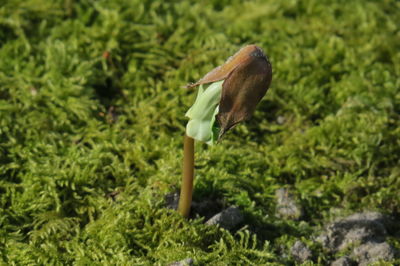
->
[[217, 47, 272, 139], [186, 45, 265, 88]]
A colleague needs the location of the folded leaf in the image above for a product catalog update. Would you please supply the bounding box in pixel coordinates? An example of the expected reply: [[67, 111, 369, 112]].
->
[[185, 81, 224, 144]]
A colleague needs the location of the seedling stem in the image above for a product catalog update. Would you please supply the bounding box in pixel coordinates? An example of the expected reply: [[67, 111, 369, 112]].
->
[[178, 135, 195, 217]]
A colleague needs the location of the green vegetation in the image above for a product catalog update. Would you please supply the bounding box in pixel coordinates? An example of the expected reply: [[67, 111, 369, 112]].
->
[[0, 0, 399, 264]]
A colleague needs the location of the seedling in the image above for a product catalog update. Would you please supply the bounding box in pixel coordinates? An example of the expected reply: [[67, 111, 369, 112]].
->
[[178, 45, 272, 218]]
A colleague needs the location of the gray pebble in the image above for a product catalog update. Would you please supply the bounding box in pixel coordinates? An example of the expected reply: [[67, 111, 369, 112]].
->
[[352, 242, 396, 266], [291, 241, 312, 263], [277, 116, 286, 124], [205, 206, 243, 230], [168, 258, 194, 266], [165, 191, 180, 210], [317, 212, 388, 251], [275, 188, 303, 220], [330, 256, 353, 266]]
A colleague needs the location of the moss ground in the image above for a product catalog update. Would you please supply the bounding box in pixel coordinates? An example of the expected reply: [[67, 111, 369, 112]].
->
[[1, 0, 399, 265]]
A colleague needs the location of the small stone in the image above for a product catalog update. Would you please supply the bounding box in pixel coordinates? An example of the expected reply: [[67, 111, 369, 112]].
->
[[205, 206, 243, 230], [30, 87, 38, 96], [330, 256, 353, 266], [165, 191, 180, 210], [276, 116, 286, 124], [291, 241, 312, 263], [344, 212, 391, 230], [275, 188, 303, 220], [352, 242, 396, 266], [168, 258, 194, 266], [318, 212, 388, 251]]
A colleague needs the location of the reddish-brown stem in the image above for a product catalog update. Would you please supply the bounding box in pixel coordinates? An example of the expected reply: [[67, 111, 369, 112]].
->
[[178, 135, 195, 218]]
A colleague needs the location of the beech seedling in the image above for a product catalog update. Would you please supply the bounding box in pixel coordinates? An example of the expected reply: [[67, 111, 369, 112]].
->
[[178, 45, 272, 217]]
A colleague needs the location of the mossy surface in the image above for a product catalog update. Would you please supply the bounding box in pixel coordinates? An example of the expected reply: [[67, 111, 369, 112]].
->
[[1, 0, 399, 264]]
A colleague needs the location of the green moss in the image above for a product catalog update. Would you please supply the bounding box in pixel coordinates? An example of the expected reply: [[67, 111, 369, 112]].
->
[[0, 0, 399, 264]]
